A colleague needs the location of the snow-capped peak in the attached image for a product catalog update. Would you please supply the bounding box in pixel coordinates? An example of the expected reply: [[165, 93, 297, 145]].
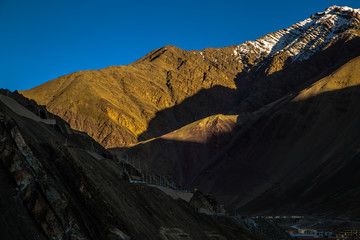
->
[[323, 5, 360, 15], [233, 6, 360, 64]]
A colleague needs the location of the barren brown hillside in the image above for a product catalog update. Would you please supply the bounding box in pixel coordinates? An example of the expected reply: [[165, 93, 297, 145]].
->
[[21, 45, 242, 148]]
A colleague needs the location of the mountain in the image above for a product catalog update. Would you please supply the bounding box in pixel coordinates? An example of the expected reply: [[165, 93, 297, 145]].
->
[[21, 6, 360, 149], [19, 5, 360, 219], [20, 46, 239, 148], [116, 6, 360, 218], [125, 52, 360, 219], [0, 90, 263, 240]]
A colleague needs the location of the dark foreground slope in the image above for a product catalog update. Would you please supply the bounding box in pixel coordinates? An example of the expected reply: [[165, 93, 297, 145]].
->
[[0, 91, 259, 240]]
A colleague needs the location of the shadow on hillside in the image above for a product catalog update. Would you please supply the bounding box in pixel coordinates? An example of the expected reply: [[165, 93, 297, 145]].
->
[[227, 84, 360, 217], [137, 85, 238, 141], [129, 128, 239, 187]]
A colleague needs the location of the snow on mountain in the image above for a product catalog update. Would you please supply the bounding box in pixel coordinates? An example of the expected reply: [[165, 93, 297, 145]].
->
[[233, 6, 360, 63]]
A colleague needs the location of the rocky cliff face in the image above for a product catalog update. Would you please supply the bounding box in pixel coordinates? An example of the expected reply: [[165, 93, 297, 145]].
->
[[21, 6, 360, 149]]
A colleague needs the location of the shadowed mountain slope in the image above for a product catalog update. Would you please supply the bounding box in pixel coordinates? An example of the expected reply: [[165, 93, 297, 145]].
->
[[191, 55, 360, 218]]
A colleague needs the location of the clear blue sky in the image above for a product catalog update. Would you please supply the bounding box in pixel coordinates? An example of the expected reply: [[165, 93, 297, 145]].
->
[[1, 0, 359, 91]]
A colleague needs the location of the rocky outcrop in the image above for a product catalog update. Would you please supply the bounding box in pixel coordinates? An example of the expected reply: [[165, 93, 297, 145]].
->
[[0, 111, 86, 239]]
